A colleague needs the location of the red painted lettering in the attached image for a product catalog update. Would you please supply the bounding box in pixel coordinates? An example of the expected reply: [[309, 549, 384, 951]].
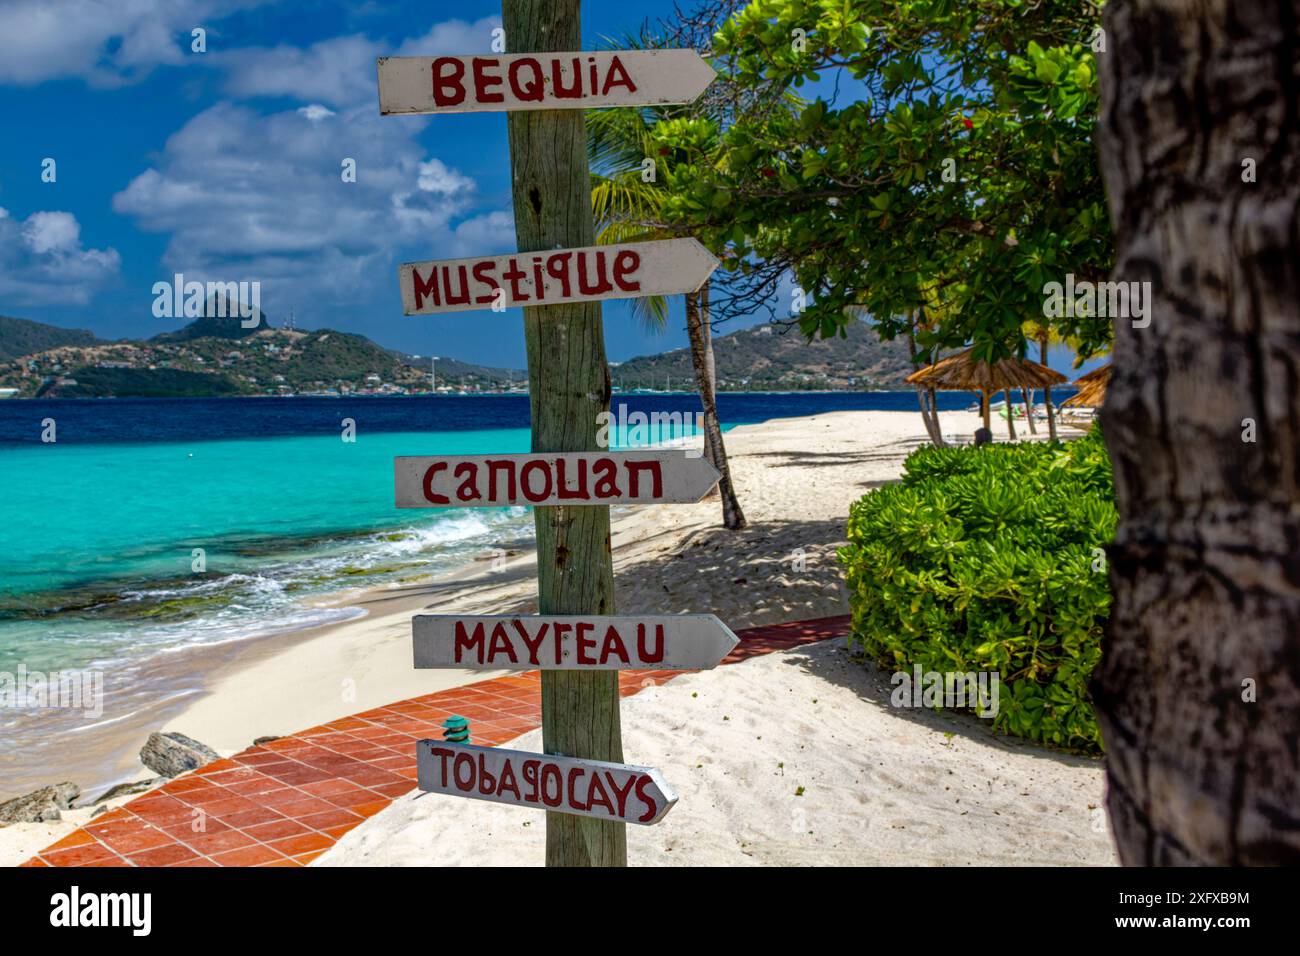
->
[[508, 57, 545, 101], [442, 265, 471, 306], [411, 265, 440, 311], [637, 623, 665, 664], [522, 759, 541, 802], [556, 456, 589, 500], [453, 620, 486, 665], [487, 622, 518, 664], [552, 57, 583, 98], [472, 260, 500, 304], [603, 55, 637, 95], [607, 772, 635, 819], [587, 771, 615, 816], [471, 57, 504, 103], [477, 753, 498, 795], [429, 746, 455, 787], [512, 619, 549, 666], [545, 252, 573, 298], [431, 58, 467, 107], [599, 624, 631, 666], [576, 621, 597, 665], [498, 760, 521, 801], [454, 461, 481, 501], [421, 462, 450, 505], [576, 250, 613, 295], [626, 460, 663, 498], [592, 457, 619, 498], [612, 250, 641, 292], [453, 753, 476, 791], [567, 768, 588, 811], [540, 764, 563, 808], [501, 257, 530, 302], [486, 460, 517, 502], [520, 460, 553, 502], [634, 773, 659, 823]]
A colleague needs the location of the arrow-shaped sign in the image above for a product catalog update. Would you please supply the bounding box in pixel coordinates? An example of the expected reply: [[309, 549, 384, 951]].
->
[[397, 238, 718, 316], [413, 614, 739, 670], [417, 739, 678, 825], [378, 50, 715, 114], [394, 450, 720, 508]]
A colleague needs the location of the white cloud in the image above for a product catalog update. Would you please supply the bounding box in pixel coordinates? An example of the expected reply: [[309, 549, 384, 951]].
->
[[214, 16, 500, 108], [447, 211, 515, 257], [0, 0, 267, 87], [0, 208, 121, 304], [111, 100, 506, 309], [297, 104, 336, 122], [416, 158, 474, 196]]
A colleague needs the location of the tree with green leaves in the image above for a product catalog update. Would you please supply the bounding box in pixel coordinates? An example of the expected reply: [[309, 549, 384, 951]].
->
[[588, 33, 748, 530], [653, 0, 1114, 375]]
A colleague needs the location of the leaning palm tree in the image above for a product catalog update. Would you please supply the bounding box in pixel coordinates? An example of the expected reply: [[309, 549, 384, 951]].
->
[[588, 96, 746, 530], [1021, 319, 1065, 440]]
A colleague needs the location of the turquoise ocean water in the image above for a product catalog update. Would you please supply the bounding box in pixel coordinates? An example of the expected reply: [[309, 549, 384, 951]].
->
[[0, 391, 999, 797]]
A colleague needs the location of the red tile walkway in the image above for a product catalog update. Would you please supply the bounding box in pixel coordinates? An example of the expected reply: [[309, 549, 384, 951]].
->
[[23, 615, 849, 867]]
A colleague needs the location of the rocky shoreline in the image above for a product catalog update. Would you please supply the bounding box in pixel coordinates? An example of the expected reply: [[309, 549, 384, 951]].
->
[[0, 729, 230, 853]]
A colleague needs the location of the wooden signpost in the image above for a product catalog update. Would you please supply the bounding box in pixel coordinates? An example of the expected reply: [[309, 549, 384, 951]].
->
[[378, 50, 716, 114], [413, 614, 739, 670], [398, 238, 719, 316], [381, 0, 720, 866], [417, 739, 678, 825], [393, 451, 721, 508]]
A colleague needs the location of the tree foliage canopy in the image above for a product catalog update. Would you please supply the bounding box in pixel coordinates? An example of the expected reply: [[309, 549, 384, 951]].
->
[[654, 0, 1113, 362]]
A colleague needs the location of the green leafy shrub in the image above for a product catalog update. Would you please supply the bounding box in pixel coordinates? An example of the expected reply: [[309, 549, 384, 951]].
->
[[838, 427, 1115, 752]]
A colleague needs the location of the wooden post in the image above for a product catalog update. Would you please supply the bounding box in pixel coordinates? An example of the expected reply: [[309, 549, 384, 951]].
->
[[502, 0, 625, 868]]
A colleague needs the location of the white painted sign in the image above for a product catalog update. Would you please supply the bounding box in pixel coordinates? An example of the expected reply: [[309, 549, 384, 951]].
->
[[417, 739, 677, 825], [377, 50, 715, 114], [394, 450, 720, 508], [398, 238, 718, 316], [413, 614, 738, 670]]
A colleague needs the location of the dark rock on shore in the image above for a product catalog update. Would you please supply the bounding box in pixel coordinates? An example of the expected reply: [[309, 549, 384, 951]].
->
[[89, 778, 163, 805], [140, 732, 220, 778], [0, 782, 80, 824]]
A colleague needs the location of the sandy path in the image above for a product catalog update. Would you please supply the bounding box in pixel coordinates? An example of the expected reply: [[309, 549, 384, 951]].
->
[[315, 639, 1115, 866]]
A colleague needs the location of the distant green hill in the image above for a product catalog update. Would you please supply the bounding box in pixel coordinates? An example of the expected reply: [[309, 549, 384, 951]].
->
[[611, 318, 915, 391], [151, 298, 273, 343], [39, 366, 244, 398], [393, 350, 526, 386], [0, 315, 103, 361]]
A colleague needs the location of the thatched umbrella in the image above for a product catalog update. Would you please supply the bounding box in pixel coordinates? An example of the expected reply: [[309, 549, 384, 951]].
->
[[905, 347, 1068, 437], [1062, 363, 1111, 408]]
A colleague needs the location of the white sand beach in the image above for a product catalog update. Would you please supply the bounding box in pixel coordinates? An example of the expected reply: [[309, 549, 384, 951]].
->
[[163, 407, 994, 753], [3, 406, 1100, 866], [315, 639, 1115, 866]]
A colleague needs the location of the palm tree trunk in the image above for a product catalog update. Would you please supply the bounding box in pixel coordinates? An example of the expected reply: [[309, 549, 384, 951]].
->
[[906, 324, 943, 446], [1003, 388, 1017, 440], [686, 282, 745, 530], [1022, 386, 1037, 435], [1040, 336, 1058, 441], [1093, 0, 1300, 864]]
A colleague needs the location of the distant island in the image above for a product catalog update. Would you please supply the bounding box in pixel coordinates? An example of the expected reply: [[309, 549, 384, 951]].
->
[[0, 308, 915, 399], [611, 320, 913, 392]]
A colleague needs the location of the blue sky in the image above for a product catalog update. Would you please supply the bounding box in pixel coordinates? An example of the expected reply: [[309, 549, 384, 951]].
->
[[0, 0, 1092, 373], [0, 0, 741, 367]]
